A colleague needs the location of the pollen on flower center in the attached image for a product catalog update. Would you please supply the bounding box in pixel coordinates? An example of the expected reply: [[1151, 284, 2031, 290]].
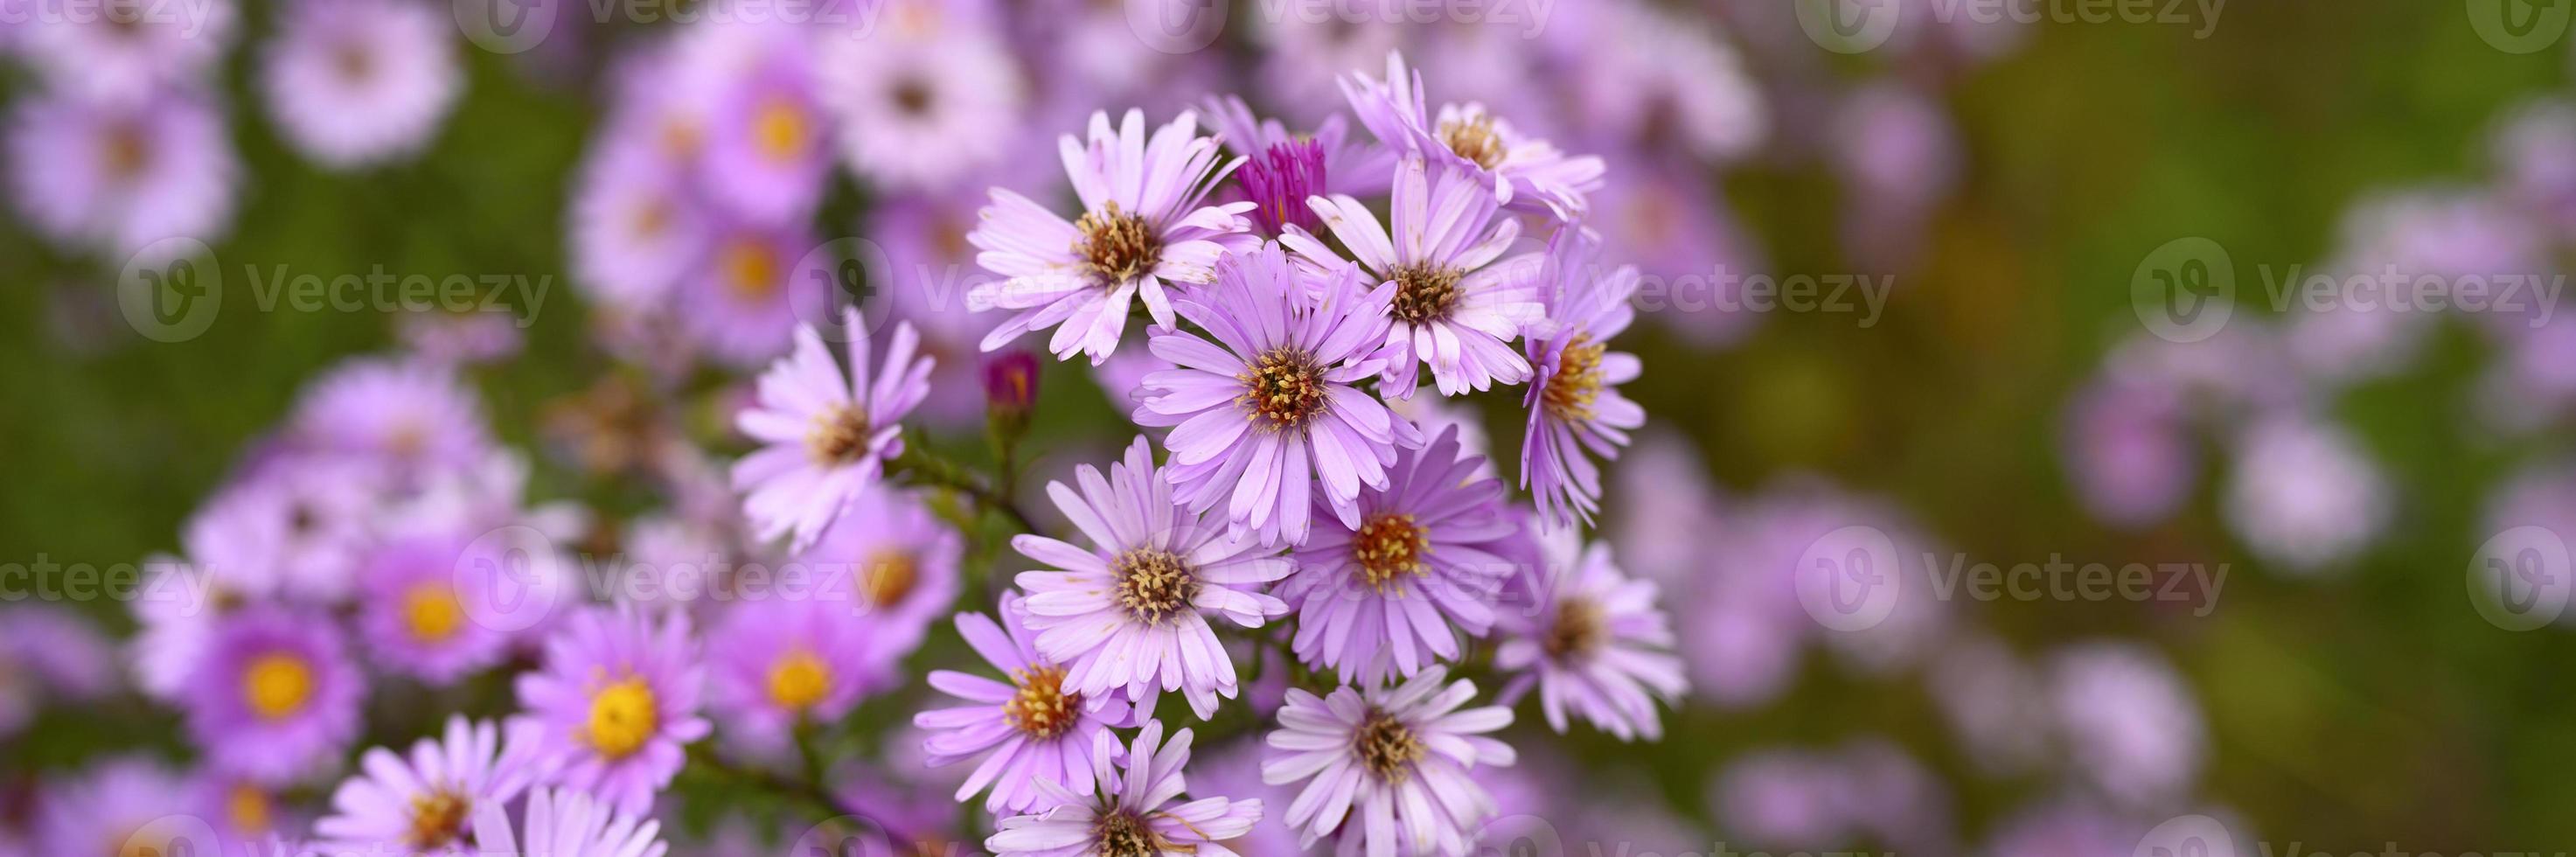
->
[[1075, 204, 1162, 286], [806, 404, 873, 465], [1542, 596, 1605, 661], [1110, 547, 1199, 624], [1439, 114, 1506, 171], [723, 239, 781, 301], [1387, 262, 1464, 324], [401, 582, 464, 643], [1353, 512, 1431, 589], [1092, 810, 1166, 857], [1003, 663, 1082, 738], [242, 652, 315, 721], [890, 77, 933, 115], [860, 548, 918, 608], [752, 98, 810, 163], [582, 677, 659, 759], [103, 122, 150, 182], [1354, 708, 1425, 783], [1542, 336, 1608, 422], [765, 648, 832, 712], [226, 784, 272, 836], [405, 789, 471, 850], [1237, 347, 1328, 431]]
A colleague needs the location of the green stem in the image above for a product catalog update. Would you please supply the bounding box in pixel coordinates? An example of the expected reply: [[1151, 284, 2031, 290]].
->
[[894, 439, 1042, 534]]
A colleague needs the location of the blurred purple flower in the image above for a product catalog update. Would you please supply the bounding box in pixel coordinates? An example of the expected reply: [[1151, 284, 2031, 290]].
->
[[512, 606, 711, 817], [9, 87, 238, 258], [259, 0, 461, 169], [729, 311, 932, 552], [186, 605, 365, 784], [313, 716, 542, 856]]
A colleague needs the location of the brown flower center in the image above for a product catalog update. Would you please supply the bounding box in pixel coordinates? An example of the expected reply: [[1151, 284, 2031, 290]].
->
[[405, 789, 471, 850], [1238, 347, 1328, 431], [1092, 811, 1166, 857], [860, 549, 917, 608], [102, 122, 150, 182], [1541, 336, 1608, 422], [1354, 708, 1425, 783], [1075, 204, 1161, 286], [1353, 513, 1431, 589], [1112, 547, 1198, 625], [1004, 664, 1082, 738], [892, 77, 933, 115], [1542, 596, 1605, 661], [722, 239, 782, 302], [1387, 263, 1463, 324], [806, 404, 873, 465], [1438, 115, 1505, 171]]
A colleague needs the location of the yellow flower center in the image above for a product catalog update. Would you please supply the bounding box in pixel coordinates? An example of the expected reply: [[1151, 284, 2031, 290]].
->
[[1074, 203, 1161, 286], [1353, 513, 1431, 589], [723, 239, 781, 302], [765, 648, 832, 712], [1003, 664, 1082, 739], [1110, 548, 1197, 625], [1438, 115, 1505, 171], [226, 784, 273, 836], [1354, 708, 1425, 783], [1387, 262, 1464, 324], [582, 678, 659, 759], [1541, 336, 1608, 422], [860, 549, 918, 608], [242, 653, 314, 721], [1238, 347, 1327, 432], [1092, 811, 1168, 857], [752, 98, 810, 164], [401, 583, 465, 643]]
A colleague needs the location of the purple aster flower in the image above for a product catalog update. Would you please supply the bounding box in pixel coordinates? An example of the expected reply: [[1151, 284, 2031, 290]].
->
[[678, 18, 829, 225], [291, 358, 493, 473], [800, 488, 962, 682], [678, 217, 826, 367], [1010, 437, 1292, 717], [987, 721, 1263, 857], [186, 606, 366, 784], [0, 605, 115, 736], [470, 786, 671, 857], [259, 0, 462, 170], [1203, 95, 1394, 235], [190, 770, 297, 844], [1284, 156, 1544, 400], [9, 87, 238, 258], [1565, 2, 1765, 162], [965, 108, 1257, 365], [1281, 425, 1519, 685], [2061, 374, 2195, 530], [1925, 633, 2050, 777], [819, 14, 1025, 192], [1521, 231, 1645, 527], [1590, 148, 1765, 348], [38, 756, 233, 857], [17, 0, 235, 106], [914, 593, 1135, 814], [313, 716, 541, 856], [1262, 665, 1515, 857], [569, 133, 707, 309], [706, 595, 875, 754], [1709, 748, 1854, 851], [1136, 242, 1414, 545], [352, 532, 512, 684], [1982, 799, 2142, 857], [2048, 642, 2205, 809], [2220, 412, 2389, 574], [1493, 527, 1685, 742], [512, 606, 712, 817], [729, 310, 934, 552], [1341, 52, 1604, 220]]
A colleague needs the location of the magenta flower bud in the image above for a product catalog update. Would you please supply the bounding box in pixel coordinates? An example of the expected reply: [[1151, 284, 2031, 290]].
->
[[981, 350, 1041, 417], [1240, 137, 1327, 235]]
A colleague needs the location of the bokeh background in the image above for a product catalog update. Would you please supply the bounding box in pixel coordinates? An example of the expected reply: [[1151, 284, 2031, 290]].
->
[[4, 0, 2575, 854]]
